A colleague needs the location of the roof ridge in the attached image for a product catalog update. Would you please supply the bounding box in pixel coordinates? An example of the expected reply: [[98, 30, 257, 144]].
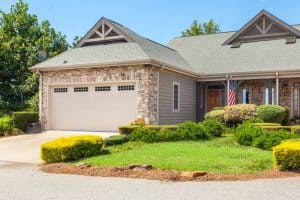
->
[[107, 18, 179, 52]]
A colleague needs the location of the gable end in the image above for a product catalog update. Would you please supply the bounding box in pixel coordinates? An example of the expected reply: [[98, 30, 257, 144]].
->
[[76, 17, 133, 47], [223, 10, 300, 45]]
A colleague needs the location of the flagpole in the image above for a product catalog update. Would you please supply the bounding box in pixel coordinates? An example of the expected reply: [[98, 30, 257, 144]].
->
[[226, 74, 230, 106]]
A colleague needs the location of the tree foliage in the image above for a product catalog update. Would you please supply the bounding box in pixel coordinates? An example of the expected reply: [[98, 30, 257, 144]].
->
[[182, 19, 220, 36], [0, 0, 68, 111]]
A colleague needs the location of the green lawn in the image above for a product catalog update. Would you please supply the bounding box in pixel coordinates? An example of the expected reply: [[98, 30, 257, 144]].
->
[[79, 135, 273, 174]]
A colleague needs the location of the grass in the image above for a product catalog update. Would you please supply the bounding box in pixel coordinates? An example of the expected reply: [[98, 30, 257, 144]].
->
[[79, 135, 273, 174]]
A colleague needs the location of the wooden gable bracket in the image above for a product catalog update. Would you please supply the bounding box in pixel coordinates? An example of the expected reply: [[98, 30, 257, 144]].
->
[[223, 10, 300, 45], [76, 17, 132, 47]]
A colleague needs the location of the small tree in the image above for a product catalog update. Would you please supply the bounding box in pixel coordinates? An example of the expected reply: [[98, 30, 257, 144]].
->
[[182, 19, 220, 36], [0, 0, 68, 111]]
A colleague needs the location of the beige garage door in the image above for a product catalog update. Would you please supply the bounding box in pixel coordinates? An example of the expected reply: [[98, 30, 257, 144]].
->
[[49, 83, 138, 131]]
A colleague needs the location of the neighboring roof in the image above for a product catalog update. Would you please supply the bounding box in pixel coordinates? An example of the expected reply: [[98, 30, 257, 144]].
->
[[168, 19, 300, 75], [31, 18, 193, 74]]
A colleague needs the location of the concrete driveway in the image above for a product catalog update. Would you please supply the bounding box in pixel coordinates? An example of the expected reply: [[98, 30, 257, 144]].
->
[[0, 131, 118, 164], [0, 161, 299, 200]]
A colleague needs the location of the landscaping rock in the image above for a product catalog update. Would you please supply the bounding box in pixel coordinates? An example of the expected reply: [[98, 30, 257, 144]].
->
[[75, 162, 91, 169], [180, 171, 208, 179], [192, 171, 208, 178], [128, 164, 153, 170], [180, 172, 193, 179]]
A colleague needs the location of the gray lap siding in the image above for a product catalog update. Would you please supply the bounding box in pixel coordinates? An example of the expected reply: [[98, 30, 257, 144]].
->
[[158, 70, 197, 124]]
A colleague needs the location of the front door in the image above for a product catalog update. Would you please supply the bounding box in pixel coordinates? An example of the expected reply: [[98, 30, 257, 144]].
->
[[207, 89, 224, 111]]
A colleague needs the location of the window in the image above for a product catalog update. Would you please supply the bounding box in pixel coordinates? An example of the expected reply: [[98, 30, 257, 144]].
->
[[264, 88, 275, 105], [95, 86, 111, 91], [54, 88, 68, 93], [74, 87, 88, 92], [242, 88, 249, 104], [118, 85, 134, 91], [173, 82, 180, 111]]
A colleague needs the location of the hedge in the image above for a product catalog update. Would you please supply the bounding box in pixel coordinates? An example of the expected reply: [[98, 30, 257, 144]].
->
[[257, 105, 287, 124], [104, 135, 128, 146], [119, 125, 178, 135], [273, 140, 300, 170], [235, 120, 299, 150], [12, 112, 39, 131], [41, 135, 103, 163]]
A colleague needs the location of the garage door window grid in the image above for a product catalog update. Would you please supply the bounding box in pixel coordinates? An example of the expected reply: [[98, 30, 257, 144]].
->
[[95, 86, 111, 91], [118, 85, 135, 91], [74, 87, 89, 92], [54, 88, 68, 93]]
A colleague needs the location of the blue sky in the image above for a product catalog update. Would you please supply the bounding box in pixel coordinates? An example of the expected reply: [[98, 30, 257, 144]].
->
[[1, 0, 300, 45]]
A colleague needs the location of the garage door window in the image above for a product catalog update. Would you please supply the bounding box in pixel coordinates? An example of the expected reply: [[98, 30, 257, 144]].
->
[[54, 88, 68, 93], [74, 87, 88, 92], [118, 85, 135, 91], [95, 86, 111, 91]]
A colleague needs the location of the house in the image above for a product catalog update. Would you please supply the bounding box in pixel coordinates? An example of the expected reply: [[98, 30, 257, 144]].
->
[[30, 10, 300, 131]]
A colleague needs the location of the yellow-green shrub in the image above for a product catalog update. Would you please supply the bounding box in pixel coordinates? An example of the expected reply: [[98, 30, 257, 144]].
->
[[41, 135, 103, 163], [273, 140, 300, 170], [204, 110, 225, 122]]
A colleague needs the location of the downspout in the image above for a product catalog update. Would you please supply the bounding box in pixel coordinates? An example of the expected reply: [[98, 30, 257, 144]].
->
[[38, 70, 42, 124], [276, 72, 279, 105], [156, 65, 164, 124]]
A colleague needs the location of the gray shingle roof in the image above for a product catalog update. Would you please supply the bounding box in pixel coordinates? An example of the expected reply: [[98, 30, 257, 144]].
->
[[31, 18, 193, 73], [168, 25, 300, 75]]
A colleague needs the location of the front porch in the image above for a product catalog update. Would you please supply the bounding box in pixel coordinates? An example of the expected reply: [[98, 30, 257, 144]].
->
[[197, 73, 300, 121]]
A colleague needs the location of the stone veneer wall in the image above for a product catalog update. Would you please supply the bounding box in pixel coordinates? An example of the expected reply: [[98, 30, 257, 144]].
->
[[40, 65, 159, 130]]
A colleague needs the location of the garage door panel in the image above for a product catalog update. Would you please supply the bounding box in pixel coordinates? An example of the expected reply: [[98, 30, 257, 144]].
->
[[49, 84, 137, 131]]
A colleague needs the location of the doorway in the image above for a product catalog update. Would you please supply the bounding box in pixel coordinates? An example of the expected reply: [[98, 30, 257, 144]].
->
[[207, 86, 225, 112]]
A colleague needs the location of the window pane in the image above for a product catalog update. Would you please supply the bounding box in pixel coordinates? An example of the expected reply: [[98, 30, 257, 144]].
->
[[265, 88, 269, 104], [242, 89, 249, 104], [173, 84, 179, 110]]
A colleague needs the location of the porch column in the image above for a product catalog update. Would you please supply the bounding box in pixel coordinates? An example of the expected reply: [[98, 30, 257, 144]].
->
[[276, 72, 279, 105]]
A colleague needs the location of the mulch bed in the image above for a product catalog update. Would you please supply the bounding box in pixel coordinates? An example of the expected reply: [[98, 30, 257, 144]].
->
[[40, 163, 300, 182]]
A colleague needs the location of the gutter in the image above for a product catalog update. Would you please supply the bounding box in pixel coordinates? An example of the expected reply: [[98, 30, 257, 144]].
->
[[30, 59, 199, 79], [198, 69, 300, 81]]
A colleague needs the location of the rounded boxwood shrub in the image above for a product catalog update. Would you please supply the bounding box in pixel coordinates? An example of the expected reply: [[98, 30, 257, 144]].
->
[[273, 140, 300, 170], [224, 104, 257, 126], [201, 119, 225, 137], [235, 120, 263, 146], [204, 110, 225, 122], [252, 130, 299, 150], [176, 121, 211, 140], [128, 127, 158, 143], [257, 105, 287, 124], [41, 135, 103, 163]]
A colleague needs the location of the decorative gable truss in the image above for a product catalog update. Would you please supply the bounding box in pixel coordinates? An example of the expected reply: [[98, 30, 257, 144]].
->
[[223, 10, 300, 45], [76, 17, 132, 47]]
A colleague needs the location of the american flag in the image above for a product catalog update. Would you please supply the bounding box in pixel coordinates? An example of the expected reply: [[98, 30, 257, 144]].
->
[[229, 82, 236, 105]]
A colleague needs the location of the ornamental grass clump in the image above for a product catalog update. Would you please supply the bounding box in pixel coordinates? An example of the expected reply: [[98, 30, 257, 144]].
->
[[41, 135, 104, 163], [224, 104, 257, 126]]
